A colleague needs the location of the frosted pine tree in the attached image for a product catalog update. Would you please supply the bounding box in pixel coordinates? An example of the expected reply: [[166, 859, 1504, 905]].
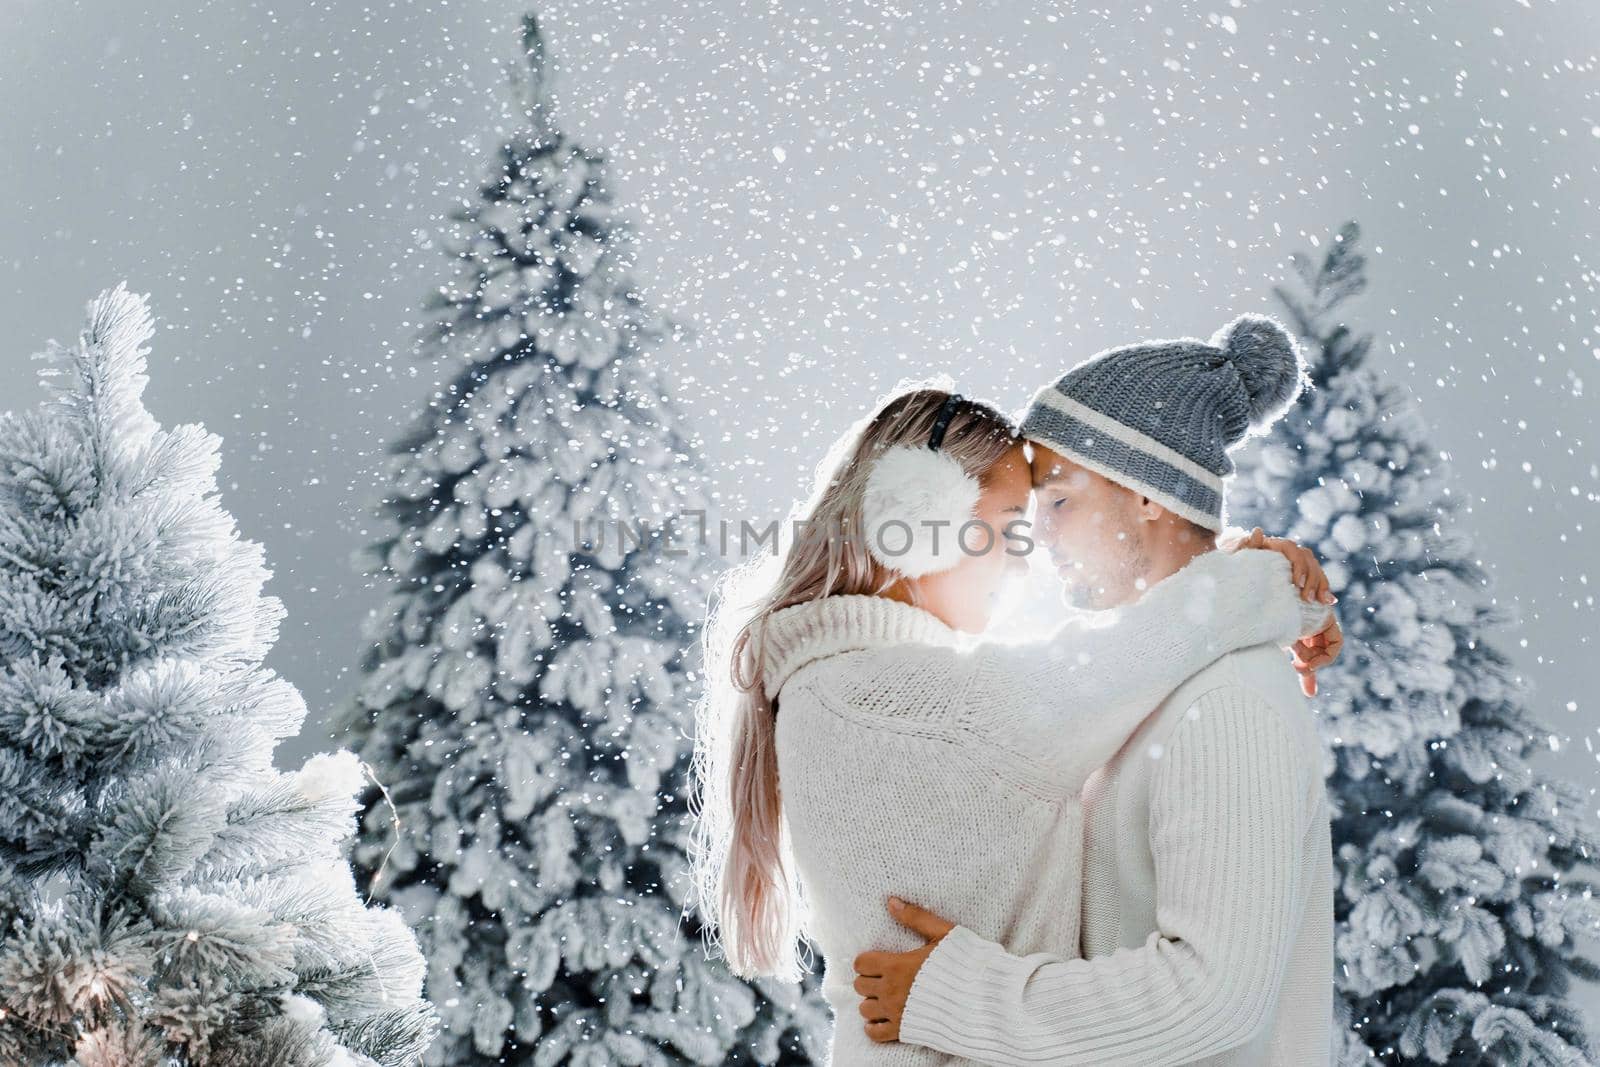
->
[[1230, 224, 1600, 1065], [339, 16, 827, 1066], [0, 284, 436, 1067]]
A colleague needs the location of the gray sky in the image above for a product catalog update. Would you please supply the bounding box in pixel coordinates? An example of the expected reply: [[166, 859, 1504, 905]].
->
[[5, 0, 1599, 1029]]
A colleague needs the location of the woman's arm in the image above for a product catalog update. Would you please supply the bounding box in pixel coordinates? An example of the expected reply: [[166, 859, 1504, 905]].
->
[[972, 547, 1333, 790], [1222, 525, 1333, 604]]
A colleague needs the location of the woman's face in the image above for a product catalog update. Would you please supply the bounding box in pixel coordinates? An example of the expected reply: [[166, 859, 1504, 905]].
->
[[915, 443, 1032, 633]]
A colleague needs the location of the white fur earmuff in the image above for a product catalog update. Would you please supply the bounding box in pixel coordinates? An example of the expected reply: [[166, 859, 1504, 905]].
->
[[860, 445, 983, 578]]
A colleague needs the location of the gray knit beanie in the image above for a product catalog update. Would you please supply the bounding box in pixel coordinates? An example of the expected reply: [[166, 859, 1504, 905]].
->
[[1019, 314, 1306, 532]]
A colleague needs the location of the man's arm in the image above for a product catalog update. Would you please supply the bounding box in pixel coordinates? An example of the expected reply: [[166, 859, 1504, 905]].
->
[[897, 687, 1316, 1065]]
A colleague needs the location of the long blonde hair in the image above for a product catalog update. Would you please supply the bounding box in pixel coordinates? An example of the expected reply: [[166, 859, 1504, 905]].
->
[[688, 384, 1019, 981]]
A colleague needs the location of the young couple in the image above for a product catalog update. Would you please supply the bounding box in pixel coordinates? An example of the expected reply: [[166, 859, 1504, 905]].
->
[[692, 314, 1346, 1065]]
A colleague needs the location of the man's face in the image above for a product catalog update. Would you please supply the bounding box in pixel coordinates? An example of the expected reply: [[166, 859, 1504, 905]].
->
[[1028, 443, 1150, 610]]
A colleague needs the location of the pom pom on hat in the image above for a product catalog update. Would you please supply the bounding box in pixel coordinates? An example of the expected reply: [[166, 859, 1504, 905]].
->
[[1209, 313, 1306, 429], [861, 445, 981, 578]]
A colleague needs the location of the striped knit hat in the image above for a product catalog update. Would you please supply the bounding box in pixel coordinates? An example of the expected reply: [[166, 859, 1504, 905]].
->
[[1019, 314, 1306, 532]]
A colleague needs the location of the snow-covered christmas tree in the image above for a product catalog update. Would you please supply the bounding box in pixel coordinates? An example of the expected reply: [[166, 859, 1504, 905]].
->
[[339, 16, 828, 1065], [0, 283, 436, 1066], [1230, 224, 1600, 1064]]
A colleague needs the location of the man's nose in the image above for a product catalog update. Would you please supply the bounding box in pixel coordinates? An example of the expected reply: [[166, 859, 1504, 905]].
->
[[1034, 506, 1056, 539]]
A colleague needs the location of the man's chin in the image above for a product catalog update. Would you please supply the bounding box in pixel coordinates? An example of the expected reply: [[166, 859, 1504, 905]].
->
[[1058, 582, 1098, 611]]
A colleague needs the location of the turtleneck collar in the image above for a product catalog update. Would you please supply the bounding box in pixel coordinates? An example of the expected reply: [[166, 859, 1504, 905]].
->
[[758, 594, 968, 700]]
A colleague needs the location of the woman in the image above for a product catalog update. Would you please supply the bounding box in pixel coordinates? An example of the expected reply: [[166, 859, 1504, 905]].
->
[[690, 386, 1332, 1065]]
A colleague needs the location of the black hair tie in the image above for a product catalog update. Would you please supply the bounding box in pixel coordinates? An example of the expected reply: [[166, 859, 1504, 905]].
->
[[927, 393, 963, 452]]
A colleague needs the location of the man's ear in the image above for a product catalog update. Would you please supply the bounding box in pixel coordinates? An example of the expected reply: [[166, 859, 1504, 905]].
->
[[1136, 496, 1166, 522]]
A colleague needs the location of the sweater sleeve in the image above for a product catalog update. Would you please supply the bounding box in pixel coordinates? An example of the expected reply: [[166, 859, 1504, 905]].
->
[[976, 548, 1331, 789], [898, 687, 1316, 1065]]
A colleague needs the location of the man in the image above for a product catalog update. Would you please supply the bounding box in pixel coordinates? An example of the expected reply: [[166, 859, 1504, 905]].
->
[[853, 314, 1343, 1064]]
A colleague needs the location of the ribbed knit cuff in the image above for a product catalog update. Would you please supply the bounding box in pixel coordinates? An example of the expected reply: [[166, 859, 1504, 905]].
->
[[1294, 599, 1335, 642], [1244, 551, 1335, 647], [900, 924, 1019, 1053]]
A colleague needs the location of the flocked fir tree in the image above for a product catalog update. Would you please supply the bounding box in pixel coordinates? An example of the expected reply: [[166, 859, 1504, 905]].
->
[[339, 16, 828, 1066], [1229, 223, 1600, 1065], [0, 284, 437, 1066]]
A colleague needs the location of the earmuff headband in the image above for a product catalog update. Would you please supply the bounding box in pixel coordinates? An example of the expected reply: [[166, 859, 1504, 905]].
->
[[860, 392, 981, 579], [927, 393, 963, 452]]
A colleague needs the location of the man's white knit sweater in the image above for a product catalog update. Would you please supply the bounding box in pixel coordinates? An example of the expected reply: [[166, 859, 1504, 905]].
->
[[765, 549, 1331, 1066], [897, 606, 1335, 1064]]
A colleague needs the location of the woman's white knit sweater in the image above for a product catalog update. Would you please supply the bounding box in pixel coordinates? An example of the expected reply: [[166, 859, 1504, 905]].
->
[[765, 548, 1332, 1067]]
